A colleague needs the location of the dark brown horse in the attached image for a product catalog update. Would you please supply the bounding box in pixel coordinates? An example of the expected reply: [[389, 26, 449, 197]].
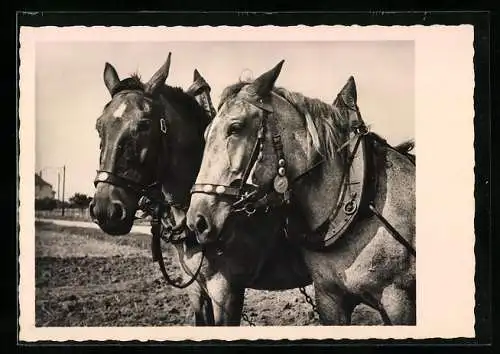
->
[[90, 54, 310, 325], [187, 61, 416, 325]]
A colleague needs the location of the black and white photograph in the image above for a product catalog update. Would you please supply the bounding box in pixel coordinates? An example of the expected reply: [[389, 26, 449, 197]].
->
[[18, 24, 475, 341]]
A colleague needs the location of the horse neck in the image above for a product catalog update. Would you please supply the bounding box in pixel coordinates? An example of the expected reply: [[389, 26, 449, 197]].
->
[[371, 139, 416, 228], [292, 149, 346, 230], [158, 103, 206, 208]]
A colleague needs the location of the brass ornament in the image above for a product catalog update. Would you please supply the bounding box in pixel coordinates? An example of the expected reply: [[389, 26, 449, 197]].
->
[[273, 175, 289, 194], [97, 171, 109, 182], [343, 200, 357, 215]]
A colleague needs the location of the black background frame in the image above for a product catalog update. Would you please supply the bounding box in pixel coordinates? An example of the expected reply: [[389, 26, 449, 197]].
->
[[12, 9, 494, 352]]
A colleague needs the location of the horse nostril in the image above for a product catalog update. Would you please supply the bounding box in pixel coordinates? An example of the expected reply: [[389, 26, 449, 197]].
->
[[89, 200, 98, 222], [111, 201, 127, 221], [195, 214, 210, 235], [89, 200, 95, 217]]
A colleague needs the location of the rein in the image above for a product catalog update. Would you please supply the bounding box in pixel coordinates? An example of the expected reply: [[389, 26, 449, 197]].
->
[[93, 88, 205, 289], [190, 93, 416, 258]]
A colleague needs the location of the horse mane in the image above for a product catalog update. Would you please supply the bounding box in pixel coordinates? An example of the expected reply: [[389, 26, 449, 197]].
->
[[394, 139, 415, 154], [365, 132, 416, 164], [110, 74, 144, 96], [219, 81, 349, 160], [273, 87, 349, 159], [394, 139, 416, 164]]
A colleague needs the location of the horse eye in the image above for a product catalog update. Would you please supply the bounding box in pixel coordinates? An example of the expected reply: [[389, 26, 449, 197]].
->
[[228, 122, 244, 136], [136, 120, 151, 132]]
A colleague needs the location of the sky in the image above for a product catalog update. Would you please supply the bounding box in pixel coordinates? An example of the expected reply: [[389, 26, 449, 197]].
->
[[35, 40, 414, 198]]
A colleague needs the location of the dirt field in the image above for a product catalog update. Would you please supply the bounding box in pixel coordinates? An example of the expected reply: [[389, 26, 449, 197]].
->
[[35, 221, 382, 326]]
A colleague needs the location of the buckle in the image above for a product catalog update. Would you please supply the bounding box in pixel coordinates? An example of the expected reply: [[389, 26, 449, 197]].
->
[[160, 118, 167, 134], [243, 203, 256, 216], [343, 200, 357, 215], [354, 124, 368, 136]]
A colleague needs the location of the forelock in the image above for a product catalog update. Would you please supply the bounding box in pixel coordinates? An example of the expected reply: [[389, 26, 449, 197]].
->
[[218, 81, 250, 110], [111, 76, 145, 96]]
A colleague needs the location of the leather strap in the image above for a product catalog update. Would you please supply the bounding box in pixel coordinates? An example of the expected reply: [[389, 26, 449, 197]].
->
[[368, 203, 416, 257], [190, 96, 272, 201], [150, 210, 205, 289], [238, 116, 265, 192]]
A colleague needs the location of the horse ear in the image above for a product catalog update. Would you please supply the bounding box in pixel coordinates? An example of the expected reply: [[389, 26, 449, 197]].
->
[[193, 69, 202, 82], [336, 76, 358, 108], [145, 52, 172, 94], [249, 60, 285, 97], [103, 62, 120, 95], [193, 69, 211, 91], [189, 69, 217, 119]]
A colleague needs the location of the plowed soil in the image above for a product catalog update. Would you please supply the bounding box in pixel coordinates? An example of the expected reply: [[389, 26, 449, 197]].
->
[[35, 221, 382, 326]]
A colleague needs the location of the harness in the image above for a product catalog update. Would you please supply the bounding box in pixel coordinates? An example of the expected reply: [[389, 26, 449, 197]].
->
[[191, 93, 416, 257], [93, 87, 205, 289]]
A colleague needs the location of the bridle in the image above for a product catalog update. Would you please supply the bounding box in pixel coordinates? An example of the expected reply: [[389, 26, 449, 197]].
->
[[93, 89, 169, 198], [191, 95, 292, 219], [93, 87, 205, 289]]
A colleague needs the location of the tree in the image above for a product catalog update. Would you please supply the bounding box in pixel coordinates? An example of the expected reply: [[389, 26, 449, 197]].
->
[[69, 193, 93, 211], [35, 197, 57, 211]]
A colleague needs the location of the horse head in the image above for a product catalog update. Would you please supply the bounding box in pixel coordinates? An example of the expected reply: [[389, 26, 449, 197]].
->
[[91, 53, 211, 235], [187, 60, 356, 244]]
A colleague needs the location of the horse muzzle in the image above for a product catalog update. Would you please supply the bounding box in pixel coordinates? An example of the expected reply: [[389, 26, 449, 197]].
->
[[90, 195, 135, 235], [187, 193, 231, 245]]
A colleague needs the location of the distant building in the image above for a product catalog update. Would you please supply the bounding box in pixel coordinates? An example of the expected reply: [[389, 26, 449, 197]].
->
[[35, 173, 56, 200]]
